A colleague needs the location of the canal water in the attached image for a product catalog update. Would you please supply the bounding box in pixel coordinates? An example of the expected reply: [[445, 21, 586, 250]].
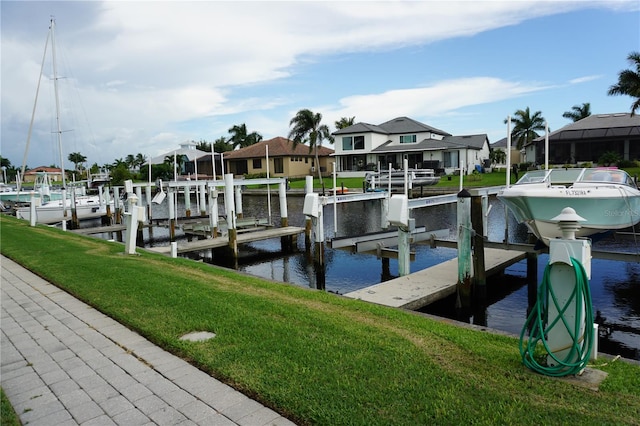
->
[[100, 192, 640, 361]]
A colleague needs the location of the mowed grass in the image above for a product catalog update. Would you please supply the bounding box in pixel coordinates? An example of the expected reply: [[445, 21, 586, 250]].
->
[[1, 215, 639, 425]]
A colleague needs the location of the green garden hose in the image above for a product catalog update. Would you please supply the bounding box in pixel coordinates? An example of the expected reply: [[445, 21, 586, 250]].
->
[[519, 257, 594, 377]]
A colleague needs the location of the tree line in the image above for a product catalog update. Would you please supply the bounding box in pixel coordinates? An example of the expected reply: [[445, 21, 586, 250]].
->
[[2, 52, 638, 185]]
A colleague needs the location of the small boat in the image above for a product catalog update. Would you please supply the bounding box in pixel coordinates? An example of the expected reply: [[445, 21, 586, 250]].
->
[[0, 172, 63, 204], [497, 167, 640, 245], [15, 195, 110, 224], [365, 169, 440, 190]]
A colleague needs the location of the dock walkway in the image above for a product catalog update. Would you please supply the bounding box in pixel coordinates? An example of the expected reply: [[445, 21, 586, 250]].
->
[[147, 226, 304, 255], [344, 248, 526, 310]]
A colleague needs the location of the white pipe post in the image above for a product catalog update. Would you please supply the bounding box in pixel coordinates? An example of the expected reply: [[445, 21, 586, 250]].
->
[[305, 175, 313, 194], [388, 162, 392, 194], [124, 193, 139, 255], [224, 173, 237, 256], [266, 145, 271, 224], [199, 183, 206, 216], [279, 180, 288, 225], [221, 152, 225, 176], [183, 183, 191, 217], [333, 162, 337, 236], [211, 150, 217, 180], [403, 158, 408, 198], [194, 152, 200, 213], [29, 192, 37, 226], [459, 159, 464, 192], [234, 185, 243, 219], [545, 121, 549, 170], [506, 115, 512, 187], [145, 184, 152, 222], [209, 186, 219, 237]]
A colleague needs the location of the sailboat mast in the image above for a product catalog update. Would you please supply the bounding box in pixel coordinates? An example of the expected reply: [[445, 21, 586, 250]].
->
[[19, 22, 52, 192], [50, 18, 67, 188]]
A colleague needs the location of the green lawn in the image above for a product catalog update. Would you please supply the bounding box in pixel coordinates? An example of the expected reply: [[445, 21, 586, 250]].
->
[[1, 215, 639, 425]]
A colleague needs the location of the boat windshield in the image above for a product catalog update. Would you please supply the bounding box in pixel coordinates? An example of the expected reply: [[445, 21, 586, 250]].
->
[[516, 168, 635, 186]]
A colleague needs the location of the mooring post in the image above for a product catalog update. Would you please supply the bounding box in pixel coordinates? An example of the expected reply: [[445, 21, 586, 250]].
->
[[145, 184, 152, 223], [209, 185, 219, 238], [304, 175, 313, 252], [456, 189, 473, 308], [113, 187, 121, 224], [235, 184, 243, 219], [199, 183, 207, 216], [69, 189, 79, 229], [224, 174, 238, 259], [471, 194, 487, 302], [168, 187, 176, 242], [184, 184, 191, 218], [388, 194, 411, 276], [29, 192, 37, 227], [279, 180, 292, 252]]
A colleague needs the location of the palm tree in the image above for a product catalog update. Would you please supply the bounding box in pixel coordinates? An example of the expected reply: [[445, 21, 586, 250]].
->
[[135, 153, 146, 169], [288, 109, 334, 187], [213, 136, 233, 153], [228, 123, 263, 149], [195, 140, 211, 152], [67, 152, 87, 178], [562, 103, 591, 122], [125, 154, 136, 172], [608, 51, 640, 116], [335, 116, 355, 130], [505, 107, 546, 149]]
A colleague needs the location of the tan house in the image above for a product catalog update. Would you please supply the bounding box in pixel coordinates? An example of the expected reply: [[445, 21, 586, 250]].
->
[[23, 166, 64, 183], [223, 137, 335, 178]]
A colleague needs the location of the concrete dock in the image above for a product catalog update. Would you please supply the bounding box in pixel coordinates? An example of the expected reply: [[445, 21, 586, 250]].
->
[[146, 226, 305, 255], [344, 248, 527, 310]]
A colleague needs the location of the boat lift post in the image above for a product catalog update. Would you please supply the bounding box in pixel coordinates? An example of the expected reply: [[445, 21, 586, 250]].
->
[[183, 183, 191, 218], [208, 184, 219, 238], [29, 192, 37, 227], [388, 194, 412, 276], [224, 174, 238, 259], [279, 180, 292, 252], [199, 183, 207, 216], [304, 175, 313, 252], [456, 189, 473, 309], [235, 185, 243, 219]]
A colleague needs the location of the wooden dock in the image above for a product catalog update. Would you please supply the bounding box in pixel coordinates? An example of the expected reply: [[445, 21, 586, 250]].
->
[[343, 248, 527, 310], [146, 226, 304, 255]]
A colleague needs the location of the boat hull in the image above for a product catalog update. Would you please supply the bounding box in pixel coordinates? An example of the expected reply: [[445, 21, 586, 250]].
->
[[498, 184, 640, 244], [15, 198, 113, 224]]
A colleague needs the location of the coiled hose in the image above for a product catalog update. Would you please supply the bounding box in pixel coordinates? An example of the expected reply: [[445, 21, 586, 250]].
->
[[519, 257, 594, 377]]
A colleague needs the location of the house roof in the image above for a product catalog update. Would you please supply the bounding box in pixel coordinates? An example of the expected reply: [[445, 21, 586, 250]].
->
[[147, 146, 212, 165], [223, 136, 334, 160], [333, 116, 451, 137], [531, 113, 640, 143], [371, 134, 488, 154]]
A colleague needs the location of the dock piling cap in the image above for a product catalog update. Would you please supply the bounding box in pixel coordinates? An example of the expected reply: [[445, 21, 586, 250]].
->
[[551, 207, 586, 222]]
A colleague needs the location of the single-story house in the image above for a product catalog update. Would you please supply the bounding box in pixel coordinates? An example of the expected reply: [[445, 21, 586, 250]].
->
[[23, 166, 64, 183], [222, 137, 335, 178], [524, 113, 640, 166], [332, 116, 490, 176]]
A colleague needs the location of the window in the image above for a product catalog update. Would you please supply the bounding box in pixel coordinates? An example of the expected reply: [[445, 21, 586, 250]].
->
[[274, 158, 284, 174], [443, 151, 459, 168], [354, 136, 364, 150], [252, 158, 262, 169], [343, 135, 364, 150], [342, 137, 353, 151], [400, 134, 417, 144]]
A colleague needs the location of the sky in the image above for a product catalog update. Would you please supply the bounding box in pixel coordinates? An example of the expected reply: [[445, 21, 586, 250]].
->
[[1, 1, 639, 171]]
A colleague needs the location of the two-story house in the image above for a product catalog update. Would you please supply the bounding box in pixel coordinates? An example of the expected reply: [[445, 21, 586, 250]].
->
[[333, 117, 490, 176]]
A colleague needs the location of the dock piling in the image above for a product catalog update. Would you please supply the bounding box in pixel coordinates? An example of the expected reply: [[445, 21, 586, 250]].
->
[[456, 189, 472, 308]]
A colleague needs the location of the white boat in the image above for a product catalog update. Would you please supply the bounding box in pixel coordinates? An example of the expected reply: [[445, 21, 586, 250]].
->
[[497, 167, 640, 245], [14, 19, 112, 225], [365, 168, 440, 190], [15, 195, 110, 224]]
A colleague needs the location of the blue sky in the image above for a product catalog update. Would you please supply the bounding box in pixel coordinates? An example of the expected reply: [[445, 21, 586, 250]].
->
[[1, 1, 639, 171]]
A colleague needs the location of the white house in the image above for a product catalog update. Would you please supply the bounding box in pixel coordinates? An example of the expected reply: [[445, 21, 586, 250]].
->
[[332, 117, 491, 176]]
